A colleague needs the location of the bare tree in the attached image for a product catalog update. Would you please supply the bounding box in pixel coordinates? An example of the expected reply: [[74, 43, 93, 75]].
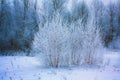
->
[[33, 0, 39, 32], [71, 0, 89, 25], [51, 0, 66, 13], [116, 0, 120, 37], [0, 0, 4, 25], [105, 1, 116, 46], [91, 0, 105, 29], [0, 0, 14, 50]]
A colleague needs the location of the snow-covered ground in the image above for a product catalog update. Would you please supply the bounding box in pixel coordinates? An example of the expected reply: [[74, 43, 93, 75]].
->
[[0, 51, 120, 80]]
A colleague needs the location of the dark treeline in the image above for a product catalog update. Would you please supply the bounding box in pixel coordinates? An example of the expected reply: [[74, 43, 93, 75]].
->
[[0, 0, 38, 52], [0, 0, 120, 54]]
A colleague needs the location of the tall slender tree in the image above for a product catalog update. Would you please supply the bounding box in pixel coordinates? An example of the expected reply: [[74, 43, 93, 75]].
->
[[105, 1, 116, 46], [116, 0, 120, 37], [71, 0, 89, 25]]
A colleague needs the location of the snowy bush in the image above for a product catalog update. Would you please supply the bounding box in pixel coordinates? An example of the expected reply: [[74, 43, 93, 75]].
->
[[68, 22, 83, 65], [69, 20, 103, 65], [81, 22, 103, 65], [32, 14, 72, 67], [32, 13, 103, 67]]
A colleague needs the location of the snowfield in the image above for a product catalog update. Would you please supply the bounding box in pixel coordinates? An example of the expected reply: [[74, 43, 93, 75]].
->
[[0, 51, 120, 80]]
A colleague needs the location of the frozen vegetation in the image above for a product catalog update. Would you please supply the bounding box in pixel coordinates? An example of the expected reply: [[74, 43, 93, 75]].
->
[[0, 0, 120, 80], [0, 0, 120, 51], [32, 14, 103, 67]]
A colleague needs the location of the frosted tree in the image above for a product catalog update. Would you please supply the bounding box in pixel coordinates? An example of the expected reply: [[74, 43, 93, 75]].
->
[[33, 0, 39, 32], [116, 0, 120, 37], [68, 21, 83, 65], [32, 14, 71, 67], [69, 19, 103, 65], [0, 0, 38, 52], [51, 0, 66, 13], [61, 8, 72, 23], [82, 21, 103, 64], [91, 0, 107, 46], [13, 0, 39, 52], [91, 0, 105, 29], [41, 0, 53, 23], [22, 0, 39, 52], [13, 0, 24, 50], [104, 1, 116, 46], [41, 0, 67, 24], [0, 0, 15, 51], [32, 15, 103, 67], [71, 0, 89, 25]]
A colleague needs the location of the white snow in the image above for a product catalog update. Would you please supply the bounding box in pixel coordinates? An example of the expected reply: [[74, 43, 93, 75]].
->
[[0, 51, 120, 80]]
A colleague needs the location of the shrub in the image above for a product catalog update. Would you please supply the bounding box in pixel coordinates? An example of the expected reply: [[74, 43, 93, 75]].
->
[[32, 14, 103, 67]]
